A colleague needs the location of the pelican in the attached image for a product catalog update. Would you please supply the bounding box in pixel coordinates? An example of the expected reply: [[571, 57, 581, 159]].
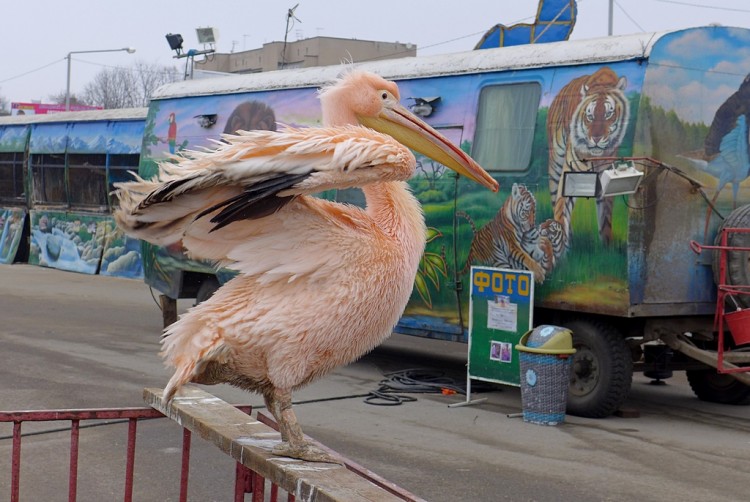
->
[[114, 70, 498, 462]]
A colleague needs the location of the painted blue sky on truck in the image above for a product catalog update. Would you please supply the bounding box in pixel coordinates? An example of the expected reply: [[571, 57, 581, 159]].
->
[[646, 27, 750, 125]]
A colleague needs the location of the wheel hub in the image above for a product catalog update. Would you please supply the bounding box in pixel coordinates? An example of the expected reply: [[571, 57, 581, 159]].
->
[[570, 346, 599, 397]]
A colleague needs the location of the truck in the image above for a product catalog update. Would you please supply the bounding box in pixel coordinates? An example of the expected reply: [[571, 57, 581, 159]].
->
[[134, 26, 750, 417]]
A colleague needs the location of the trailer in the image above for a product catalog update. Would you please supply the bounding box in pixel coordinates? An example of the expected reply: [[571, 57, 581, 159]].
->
[[135, 25, 750, 417], [0, 109, 147, 278]]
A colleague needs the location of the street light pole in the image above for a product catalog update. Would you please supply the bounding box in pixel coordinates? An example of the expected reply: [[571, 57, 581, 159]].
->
[[65, 47, 136, 111]]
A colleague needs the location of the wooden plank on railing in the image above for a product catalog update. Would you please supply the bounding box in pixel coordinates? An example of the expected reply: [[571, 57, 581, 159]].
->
[[144, 386, 404, 502]]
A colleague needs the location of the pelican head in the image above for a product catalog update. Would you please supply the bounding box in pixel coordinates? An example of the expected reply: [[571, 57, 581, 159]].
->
[[320, 70, 499, 192]]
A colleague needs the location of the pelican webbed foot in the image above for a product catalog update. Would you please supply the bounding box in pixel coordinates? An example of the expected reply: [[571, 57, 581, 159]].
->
[[272, 440, 342, 464]]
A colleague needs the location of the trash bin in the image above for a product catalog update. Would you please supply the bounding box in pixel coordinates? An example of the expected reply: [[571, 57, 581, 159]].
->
[[515, 325, 576, 425]]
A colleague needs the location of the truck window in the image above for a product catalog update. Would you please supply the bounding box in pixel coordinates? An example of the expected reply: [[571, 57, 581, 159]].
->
[[30, 153, 67, 205], [472, 82, 541, 172], [0, 152, 25, 203], [68, 153, 108, 208], [108, 153, 141, 207]]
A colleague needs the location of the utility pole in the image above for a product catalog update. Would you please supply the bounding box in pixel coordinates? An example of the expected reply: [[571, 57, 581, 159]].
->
[[281, 4, 301, 69], [608, 0, 614, 36], [65, 47, 135, 111]]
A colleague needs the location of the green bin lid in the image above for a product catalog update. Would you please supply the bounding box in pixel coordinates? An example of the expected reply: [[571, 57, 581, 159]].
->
[[515, 325, 576, 355]]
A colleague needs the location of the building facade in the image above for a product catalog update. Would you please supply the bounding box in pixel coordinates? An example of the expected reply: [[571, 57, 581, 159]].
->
[[195, 37, 416, 74]]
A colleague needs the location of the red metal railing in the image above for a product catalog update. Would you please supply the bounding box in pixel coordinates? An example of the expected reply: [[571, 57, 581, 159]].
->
[[3, 403, 424, 502], [0, 405, 261, 502], [690, 227, 750, 373]]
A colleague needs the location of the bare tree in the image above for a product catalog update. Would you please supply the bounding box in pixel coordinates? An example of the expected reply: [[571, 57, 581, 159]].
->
[[132, 61, 181, 104], [83, 66, 138, 109], [81, 61, 180, 109], [47, 91, 90, 107]]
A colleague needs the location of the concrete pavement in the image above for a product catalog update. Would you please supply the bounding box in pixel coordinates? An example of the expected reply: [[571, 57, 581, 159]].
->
[[1, 265, 749, 501]]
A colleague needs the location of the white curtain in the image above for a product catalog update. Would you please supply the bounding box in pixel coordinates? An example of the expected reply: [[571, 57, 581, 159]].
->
[[473, 83, 541, 172]]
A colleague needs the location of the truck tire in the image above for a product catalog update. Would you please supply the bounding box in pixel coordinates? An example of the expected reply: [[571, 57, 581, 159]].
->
[[564, 318, 633, 418], [195, 276, 220, 305], [686, 368, 750, 405], [712, 204, 750, 308]]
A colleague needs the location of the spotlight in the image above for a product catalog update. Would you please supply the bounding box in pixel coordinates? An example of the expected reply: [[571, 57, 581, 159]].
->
[[599, 161, 644, 197], [166, 33, 184, 54], [196, 27, 217, 45], [562, 171, 599, 198]]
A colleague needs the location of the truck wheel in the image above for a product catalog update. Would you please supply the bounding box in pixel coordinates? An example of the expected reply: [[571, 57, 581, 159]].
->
[[686, 369, 750, 405], [564, 318, 633, 418], [195, 276, 220, 305], [712, 204, 750, 308]]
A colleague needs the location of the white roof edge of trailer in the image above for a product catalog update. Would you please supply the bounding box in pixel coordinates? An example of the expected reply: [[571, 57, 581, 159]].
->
[[151, 30, 668, 100], [0, 107, 148, 126]]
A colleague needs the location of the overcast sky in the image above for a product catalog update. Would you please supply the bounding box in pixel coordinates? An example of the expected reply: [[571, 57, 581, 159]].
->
[[2, 0, 750, 106]]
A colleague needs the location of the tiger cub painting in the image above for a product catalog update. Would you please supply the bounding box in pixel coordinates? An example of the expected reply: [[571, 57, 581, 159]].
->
[[547, 66, 630, 246], [460, 184, 565, 283]]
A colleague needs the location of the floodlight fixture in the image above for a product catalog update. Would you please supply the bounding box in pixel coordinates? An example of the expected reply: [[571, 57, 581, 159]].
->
[[166, 31, 215, 80], [196, 27, 217, 45], [562, 171, 599, 198], [166, 33, 184, 54], [599, 160, 644, 197]]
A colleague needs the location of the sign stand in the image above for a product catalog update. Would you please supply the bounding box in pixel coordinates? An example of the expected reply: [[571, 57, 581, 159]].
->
[[449, 266, 534, 408]]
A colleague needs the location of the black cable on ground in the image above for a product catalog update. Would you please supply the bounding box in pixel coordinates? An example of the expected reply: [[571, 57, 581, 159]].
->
[[363, 368, 496, 406]]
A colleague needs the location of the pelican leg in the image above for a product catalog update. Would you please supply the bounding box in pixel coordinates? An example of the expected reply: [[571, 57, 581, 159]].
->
[[270, 389, 341, 464], [263, 392, 288, 442]]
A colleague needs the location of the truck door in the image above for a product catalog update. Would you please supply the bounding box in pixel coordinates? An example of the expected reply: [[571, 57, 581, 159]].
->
[[399, 126, 466, 340], [455, 81, 544, 330]]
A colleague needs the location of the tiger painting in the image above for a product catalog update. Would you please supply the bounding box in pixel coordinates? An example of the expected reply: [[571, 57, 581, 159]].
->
[[536, 219, 567, 274], [547, 66, 630, 246], [459, 184, 549, 283]]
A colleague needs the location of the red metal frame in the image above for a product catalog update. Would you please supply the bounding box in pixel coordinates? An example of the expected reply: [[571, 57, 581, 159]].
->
[[690, 227, 750, 373], [3, 403, 425, 501], [0, 405, 258, 502]]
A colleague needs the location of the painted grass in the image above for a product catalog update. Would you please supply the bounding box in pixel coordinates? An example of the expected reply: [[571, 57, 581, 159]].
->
[[414, 186, 630, 318]]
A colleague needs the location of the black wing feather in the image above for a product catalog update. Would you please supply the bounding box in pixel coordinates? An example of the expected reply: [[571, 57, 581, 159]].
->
[[194, 172, 311, 232], [139, 173, 203, 209]]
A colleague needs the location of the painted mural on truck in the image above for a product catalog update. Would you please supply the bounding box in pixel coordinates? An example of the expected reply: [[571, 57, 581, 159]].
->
[[391, 64, 644, 333], [0, 125, 29, 264], [629, 27, 750, 309], [141, 64, 644, 327], [641, 28, 750, 228], [23, 119, 145, 278], [0, 208, 26, 264], [30, 211, 107, 274], [139, 27, 750, 339], [140, 91, 313, 296]]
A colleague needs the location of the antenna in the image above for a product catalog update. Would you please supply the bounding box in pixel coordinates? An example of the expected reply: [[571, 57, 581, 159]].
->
[[281, 3, 302, 69]]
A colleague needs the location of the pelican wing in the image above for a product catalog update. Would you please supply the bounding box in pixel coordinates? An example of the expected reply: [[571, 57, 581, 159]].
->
[[181, 195, 387, 283], [114, 125, 415, 245]]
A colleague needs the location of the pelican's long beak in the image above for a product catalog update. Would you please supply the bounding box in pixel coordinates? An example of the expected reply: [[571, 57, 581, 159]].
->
[[358, 102, 499, 192]]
